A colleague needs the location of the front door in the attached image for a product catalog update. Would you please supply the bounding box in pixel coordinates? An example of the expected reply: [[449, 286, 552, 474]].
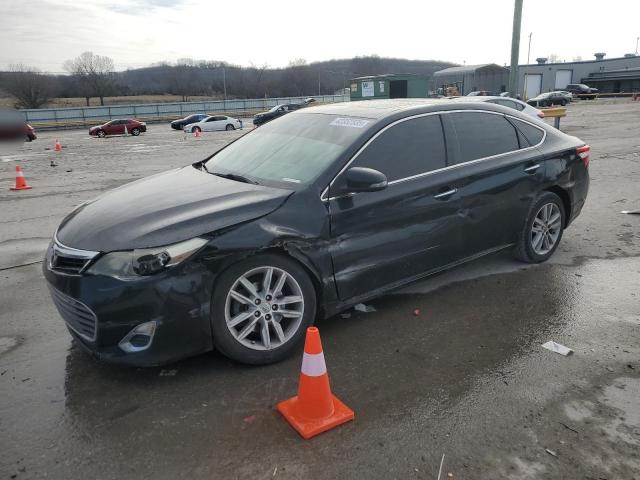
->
[[328, 114, 463, 301]]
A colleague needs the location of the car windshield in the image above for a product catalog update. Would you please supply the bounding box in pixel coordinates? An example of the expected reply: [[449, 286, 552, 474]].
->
[[204, 113, 370, 186]]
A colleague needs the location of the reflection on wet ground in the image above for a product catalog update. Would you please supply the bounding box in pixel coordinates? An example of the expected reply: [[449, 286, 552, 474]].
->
[[2, 255, 638, 479]]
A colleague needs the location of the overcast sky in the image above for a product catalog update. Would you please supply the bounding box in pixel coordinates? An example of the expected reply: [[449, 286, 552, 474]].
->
[[1, 0, 639, 72]]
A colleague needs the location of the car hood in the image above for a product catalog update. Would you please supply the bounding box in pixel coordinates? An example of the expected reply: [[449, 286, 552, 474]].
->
[[57, 166, 293, 252]]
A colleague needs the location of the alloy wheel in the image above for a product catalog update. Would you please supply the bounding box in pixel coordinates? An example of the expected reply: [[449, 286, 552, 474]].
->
[[531, 203, 562, 255], [224, 266, 305, 351]]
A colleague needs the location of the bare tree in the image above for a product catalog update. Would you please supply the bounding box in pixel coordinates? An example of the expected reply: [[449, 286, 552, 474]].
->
[[4, 65, 57, 109], [64, 52, 116, 106]]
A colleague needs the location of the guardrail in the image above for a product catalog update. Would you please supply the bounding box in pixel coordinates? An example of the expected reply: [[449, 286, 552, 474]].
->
[[18, 94, 350, 129]]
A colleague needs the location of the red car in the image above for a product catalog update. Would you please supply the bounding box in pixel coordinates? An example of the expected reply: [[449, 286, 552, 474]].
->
[[0, 109, 36, 142], [89, 119, 147, 137]]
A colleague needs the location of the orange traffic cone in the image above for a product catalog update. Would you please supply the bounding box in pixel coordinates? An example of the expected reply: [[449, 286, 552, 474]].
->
[[10, 165, 32, 191], [276, 327, 354, 439], [54, 139, 62, 152]]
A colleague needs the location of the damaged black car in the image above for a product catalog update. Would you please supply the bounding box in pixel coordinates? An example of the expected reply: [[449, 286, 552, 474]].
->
[[44, 99, 589, 366]]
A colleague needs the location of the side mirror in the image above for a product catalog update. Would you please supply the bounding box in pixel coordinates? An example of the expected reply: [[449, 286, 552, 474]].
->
[[345, 167, 388, 193]]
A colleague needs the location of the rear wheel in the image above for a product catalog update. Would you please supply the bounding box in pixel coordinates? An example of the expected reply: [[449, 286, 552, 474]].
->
[[131, 128, 140, 136], [211, 254, 316, 365], [559, 99, 567, 106], [515, 192, 565, 263], [225, 124, 235, 131]]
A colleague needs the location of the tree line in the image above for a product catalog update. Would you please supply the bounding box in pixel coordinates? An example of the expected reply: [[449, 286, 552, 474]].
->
[[0, 52, 455, 109]]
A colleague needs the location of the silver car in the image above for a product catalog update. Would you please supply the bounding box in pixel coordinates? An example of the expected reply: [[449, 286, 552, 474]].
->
[[453, 96, 544, 119]]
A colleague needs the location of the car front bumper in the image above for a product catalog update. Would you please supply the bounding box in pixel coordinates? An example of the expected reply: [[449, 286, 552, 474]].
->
[[43, 250, 215, 367]]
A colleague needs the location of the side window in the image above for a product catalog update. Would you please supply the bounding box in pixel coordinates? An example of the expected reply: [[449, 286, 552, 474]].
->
[[447, 112, 520, 164], [509, 118, 544, 146], [350, 115, 446, 181]]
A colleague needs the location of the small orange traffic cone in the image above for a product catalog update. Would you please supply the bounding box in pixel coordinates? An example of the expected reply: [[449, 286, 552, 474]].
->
[[54, 139, 62, 152], [277, 327, 354, 439], [10, 165, 32, 191]]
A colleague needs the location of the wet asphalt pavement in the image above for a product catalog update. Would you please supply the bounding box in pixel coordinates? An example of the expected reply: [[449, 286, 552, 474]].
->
[[1, 102, 639, 479]]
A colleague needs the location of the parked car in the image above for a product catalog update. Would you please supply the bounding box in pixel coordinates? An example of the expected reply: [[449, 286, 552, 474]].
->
[[466, 91, 492, 96], [499, 92, 522, 100], [44, 99, 589, 367], [527, 91, 570, 107], [184, 115, 242, 133], [0, 109, 36, 142], [557, 91, 574, 101], [89, 119, 146, 137], [566, 83, 598, 99], [253, 103, 305, 126], [171, 114, 208, 130], [453, 96, 544, 119]]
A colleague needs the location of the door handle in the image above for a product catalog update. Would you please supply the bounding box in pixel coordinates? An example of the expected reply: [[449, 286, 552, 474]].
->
[[433, 188, 458, 200], [524, 164, 541, 174]]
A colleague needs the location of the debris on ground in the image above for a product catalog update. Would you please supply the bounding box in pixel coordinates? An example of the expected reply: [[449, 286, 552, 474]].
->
[[243, 415, 256, 423], [354, 303, 376, 313], [413, 308, 420, 316], [50, 160, 57, 167], [620, 210, 640, 214], [65, 168, 73, 172], [541, 341, 573, 356], [340, 312, 351, 319], [437, 453, 445, 480], [545, 448, 558, 457], [159, 369, 177, 376], [559, 422, 579, 433]]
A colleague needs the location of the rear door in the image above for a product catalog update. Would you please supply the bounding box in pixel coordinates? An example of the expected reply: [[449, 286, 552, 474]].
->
[[442, 111, 546, 256], [328, 114, 464, 301]]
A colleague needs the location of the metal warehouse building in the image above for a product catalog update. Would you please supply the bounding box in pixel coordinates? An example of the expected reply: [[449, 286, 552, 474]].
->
[[518, 53, 640, 98], [432, 64, 510, 96], [350, 74, 429, 101]]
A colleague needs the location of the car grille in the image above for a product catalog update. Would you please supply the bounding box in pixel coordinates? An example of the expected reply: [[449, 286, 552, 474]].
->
[[48, 287, 97, 342], [51, 254, 90, 274], [48, 237, 99, 275]]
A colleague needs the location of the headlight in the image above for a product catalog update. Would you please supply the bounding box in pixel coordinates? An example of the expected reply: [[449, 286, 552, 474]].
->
[[86, 237, 208, 280]]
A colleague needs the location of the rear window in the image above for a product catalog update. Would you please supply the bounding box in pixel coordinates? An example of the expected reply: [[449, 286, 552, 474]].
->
[[447, 112, 520, 164], [509, 118, 545, 146]]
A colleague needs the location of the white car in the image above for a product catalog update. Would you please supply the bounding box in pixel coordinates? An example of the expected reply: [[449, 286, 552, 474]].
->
[[453, 96, 544, 119], [183, 115, 242, 133]]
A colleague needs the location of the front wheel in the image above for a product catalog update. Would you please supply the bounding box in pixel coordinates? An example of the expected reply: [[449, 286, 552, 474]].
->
[[211, 254, 316, 365], [97, 130, 106, 138], [515, 192, 565, 263], [225, 124, 235, 131]]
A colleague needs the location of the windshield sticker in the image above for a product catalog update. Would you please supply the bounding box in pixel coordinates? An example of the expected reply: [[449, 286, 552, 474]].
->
[[330, 118, 370, 128], [282, 178, 302, 183]]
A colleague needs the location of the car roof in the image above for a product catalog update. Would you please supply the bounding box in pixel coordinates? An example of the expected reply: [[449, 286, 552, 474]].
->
[[301, 99, 460, 119]]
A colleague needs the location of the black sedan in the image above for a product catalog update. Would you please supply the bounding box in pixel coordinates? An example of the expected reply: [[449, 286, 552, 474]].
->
[[253, 103, 304, 126], [170, 114, 208, 130], [527, 91, 571, 107], [44, 99, 589, 366]]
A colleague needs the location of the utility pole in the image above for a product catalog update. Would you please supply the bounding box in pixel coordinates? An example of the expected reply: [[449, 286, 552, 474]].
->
[[523, 31, 532, 99], [222, 66, 227, 101], [508, 0, 524, 97]]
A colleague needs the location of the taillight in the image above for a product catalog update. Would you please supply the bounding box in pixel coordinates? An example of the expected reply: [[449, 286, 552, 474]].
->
[[577, 145, 590, 168]]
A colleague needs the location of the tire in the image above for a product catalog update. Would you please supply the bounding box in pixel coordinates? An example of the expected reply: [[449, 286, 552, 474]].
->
[[515, 192, 565, 263], [192, 126, 201, 133], [560, 100, 566, 106], [131, 128, 140, 136], [225, 124, 235, 131], [97, 130, 106, 138], [25, 135, 33, 142], [211, 253, 316, 365]]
